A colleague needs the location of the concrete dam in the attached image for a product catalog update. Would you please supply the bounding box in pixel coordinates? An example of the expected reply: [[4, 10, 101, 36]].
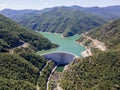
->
[[42, 51, 78, 65]]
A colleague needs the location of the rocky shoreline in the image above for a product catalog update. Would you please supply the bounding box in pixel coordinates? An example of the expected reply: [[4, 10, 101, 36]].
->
[[76, 34, 107, 57], [76, 41, 92, 57]]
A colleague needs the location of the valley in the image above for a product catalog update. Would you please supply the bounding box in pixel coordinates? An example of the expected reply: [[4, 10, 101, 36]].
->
[[0, 3, 120, 90], [0, 6, 107, 37]]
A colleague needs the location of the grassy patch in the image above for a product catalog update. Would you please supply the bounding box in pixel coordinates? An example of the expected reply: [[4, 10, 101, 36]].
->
[[55, 65, 65, 72]]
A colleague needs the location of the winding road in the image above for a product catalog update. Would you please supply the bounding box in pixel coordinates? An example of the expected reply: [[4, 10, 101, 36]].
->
[[36, 61, 51, 90], [46, 66, 57, 90], [84, 34, 107, 51], [80, 34, 107, 57]]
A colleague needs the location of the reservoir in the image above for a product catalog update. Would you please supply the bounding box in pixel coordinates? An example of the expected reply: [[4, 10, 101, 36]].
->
[[38, 32, 86, 57]]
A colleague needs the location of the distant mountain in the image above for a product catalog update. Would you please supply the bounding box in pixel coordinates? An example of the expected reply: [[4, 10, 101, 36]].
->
[[0, 7, 107, 37], [71, 5, 120, 20], [77, 6, 120, 20], [60, 19, 120, 90], [1, 5, 120, 37], [1, 5, 120, 20], [0, 9, 39, 20]]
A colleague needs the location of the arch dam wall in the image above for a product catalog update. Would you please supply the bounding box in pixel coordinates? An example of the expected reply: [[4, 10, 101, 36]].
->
[[42, 51, 77, 65]]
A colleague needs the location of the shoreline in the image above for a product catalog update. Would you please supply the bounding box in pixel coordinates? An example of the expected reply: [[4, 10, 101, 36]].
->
[[76, 33, 107, 57], [75, 41, 92, 57], [39, 31, 84, 57], [81, 48, 92, 57]]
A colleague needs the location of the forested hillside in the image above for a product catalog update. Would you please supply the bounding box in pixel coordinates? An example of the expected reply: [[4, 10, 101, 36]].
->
[[0, 5, 120, 90], [60, 19, 120, 90], [61, 50, 120, 90], [0, 14, 57, 52], [0, 53, 40, 90], [88, 19, 120, 49], [0, 14, 57, 89], [0, 7, 106, 37]]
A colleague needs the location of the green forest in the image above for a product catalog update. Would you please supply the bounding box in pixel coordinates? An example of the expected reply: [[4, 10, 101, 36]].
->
[[0, 14, 58, 52], [60, 19, 120, 90], [0, 14, 57, 90], [0, 5, 120, 90]]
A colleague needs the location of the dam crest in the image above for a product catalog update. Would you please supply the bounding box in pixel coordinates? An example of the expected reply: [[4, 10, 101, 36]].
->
[[42, 51, 79, 65]]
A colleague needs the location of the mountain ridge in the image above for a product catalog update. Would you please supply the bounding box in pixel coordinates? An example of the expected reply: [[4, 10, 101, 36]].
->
[[1, 5, 120, 20], [0, 7, 108, 37]]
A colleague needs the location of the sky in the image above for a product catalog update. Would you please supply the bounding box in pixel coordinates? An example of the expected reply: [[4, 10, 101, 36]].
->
[[0, 0, 120, 10]]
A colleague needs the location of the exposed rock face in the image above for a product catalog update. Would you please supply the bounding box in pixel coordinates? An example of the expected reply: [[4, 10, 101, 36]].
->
[[42, 52, 76, 65]]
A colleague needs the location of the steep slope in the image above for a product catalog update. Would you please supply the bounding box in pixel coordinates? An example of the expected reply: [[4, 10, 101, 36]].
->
[[0, 7, 106, 37], [60, 19, 120, 90], [61, 50, 120, 90], [0, 51, 55, 90], [0, 14, 57, 89], [0, 53, 39, 90], [88, 19, 120, 49], [0, 14, 58, 52]]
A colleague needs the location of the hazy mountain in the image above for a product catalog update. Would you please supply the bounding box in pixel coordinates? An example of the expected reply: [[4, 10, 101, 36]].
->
[[86, 5, 120, 20], [1, 5, 120, 20], [0, 7, 107, 37], [1, 6, 120, 36], [0, 9, 40, 21]]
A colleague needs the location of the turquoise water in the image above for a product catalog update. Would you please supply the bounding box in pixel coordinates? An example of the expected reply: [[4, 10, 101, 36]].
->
[[38, 32, 86, 56]]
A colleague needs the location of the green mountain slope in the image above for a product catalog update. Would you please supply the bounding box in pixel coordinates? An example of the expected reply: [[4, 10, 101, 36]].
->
[[0, 14, 57, 52], [60, 19, 120, 90], [88, 19, 120, 49], [0, 14, 56, 89], [61, 50, 120, 90], [0, 7, 106, 37], [1, 6, 120, 36], [0, 53, 39, 89], [0, 77, 36, 90]]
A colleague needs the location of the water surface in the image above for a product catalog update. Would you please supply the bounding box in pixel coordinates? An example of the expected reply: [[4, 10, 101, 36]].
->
[[38, 32, 85, 56]]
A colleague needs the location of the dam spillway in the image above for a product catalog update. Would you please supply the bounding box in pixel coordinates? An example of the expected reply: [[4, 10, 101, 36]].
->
[[42, 51, 77, 65]]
